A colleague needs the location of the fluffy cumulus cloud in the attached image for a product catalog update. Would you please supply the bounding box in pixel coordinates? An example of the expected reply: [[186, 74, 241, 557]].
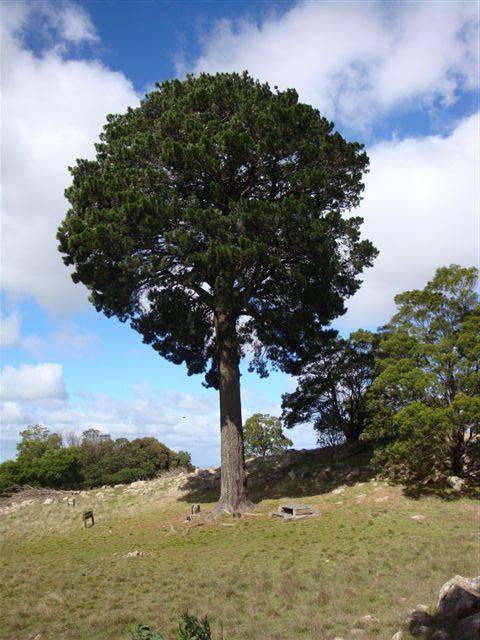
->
[[1, 1, 138, 312], [0, 362, 67, 401], [189, 0, 478, 128], [336, 112, 479, 331]]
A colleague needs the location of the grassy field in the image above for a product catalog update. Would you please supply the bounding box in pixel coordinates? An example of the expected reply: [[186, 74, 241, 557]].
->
[[1, 446, 478, 640]]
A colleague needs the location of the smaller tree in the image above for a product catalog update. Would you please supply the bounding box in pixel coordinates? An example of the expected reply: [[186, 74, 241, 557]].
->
[[366, 265, 479, 482], [14, 425, 63, 485], [243, 414, 293, 459], [282, 330, 377, 444]]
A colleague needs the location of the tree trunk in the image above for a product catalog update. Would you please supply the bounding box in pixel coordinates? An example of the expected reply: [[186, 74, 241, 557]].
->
[[214, 312, 252, 513], [451, 428, 465, 477]]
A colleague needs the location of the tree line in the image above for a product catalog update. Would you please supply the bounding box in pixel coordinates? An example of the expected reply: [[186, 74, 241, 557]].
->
[[0, 426, 192, 490]]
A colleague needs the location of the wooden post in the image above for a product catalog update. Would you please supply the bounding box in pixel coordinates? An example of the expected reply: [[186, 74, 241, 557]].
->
[[82, 510, 94, 527]]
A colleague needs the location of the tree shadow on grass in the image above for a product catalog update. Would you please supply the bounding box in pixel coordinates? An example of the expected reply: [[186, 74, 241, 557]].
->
[[176, 441, 379, 506], [401, 482, 479, 501]]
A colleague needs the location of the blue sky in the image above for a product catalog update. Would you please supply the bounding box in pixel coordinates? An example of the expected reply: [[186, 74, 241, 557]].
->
[[1, 0, 478, 465]]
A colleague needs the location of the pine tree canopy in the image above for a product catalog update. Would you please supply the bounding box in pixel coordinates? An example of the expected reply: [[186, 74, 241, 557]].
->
[[58, 72, 377, 387]]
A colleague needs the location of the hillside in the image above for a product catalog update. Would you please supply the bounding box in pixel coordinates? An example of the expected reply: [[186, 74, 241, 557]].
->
[[0, 444, 477, 640]]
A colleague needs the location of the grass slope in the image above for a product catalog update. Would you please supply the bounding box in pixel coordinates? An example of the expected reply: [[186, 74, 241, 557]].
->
[[0, 444, 478, 640]]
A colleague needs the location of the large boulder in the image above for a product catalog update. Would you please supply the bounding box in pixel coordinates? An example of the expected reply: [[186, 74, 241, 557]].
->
[[455, 612, 480, 640], [437, 576, 480, 620]]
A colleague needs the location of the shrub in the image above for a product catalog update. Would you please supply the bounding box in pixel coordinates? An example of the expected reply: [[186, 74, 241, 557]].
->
[[131, 613, 213, 640]]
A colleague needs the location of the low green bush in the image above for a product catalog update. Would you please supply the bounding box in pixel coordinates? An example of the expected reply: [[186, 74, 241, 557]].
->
[[132, 613, 213, 640]]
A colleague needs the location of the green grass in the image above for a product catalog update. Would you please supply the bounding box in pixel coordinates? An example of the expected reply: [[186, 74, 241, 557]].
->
[[0, 447, 478, 640]]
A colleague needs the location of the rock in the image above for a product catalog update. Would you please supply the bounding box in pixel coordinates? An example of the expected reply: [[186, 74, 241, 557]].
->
[[414, 626, 433, 638], [43, 498, 53, 505], [411, 514, 427, 521], [416, 605, 429, 612], [353, 614, 379, 628], [349, 629, 367, 638], [126, 550, 144, 557], [287, 470, 296, 480], [391, 632, 404, 640], [466, 577, 480, 591], [455, 612, 480, 640], [409, 610, 432, 628], [447, 476, 465, 492], [315, 469, 329, 481], [437, 576, 480, 620], [332, 485, 346, 495], [129, 480, 147, 489], [347, 469, 361, 480]]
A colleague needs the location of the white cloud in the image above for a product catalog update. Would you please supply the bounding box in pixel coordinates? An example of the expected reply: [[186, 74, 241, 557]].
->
[[0, 310, 101, 358], [0, 362, 67, 401], [0, 377, 316, 465], [188, 0, 478, 129], [21, 325, 101, 359], [0, 383, 221, 464], [1, 2, 138, 313], [335, 112, 479, 332], [0, 312, 20, 347], [50, 2, 99, 43]]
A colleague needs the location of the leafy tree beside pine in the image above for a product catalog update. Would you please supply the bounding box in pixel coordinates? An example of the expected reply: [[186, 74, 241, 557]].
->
[[282, 330, 377, 444], [366, 265, 479, 484], [243, 414, 293, 459], [57, 72, 377, 511]]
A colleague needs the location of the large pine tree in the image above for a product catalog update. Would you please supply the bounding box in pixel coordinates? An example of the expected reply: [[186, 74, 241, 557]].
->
[[57, 72, 377, 511]]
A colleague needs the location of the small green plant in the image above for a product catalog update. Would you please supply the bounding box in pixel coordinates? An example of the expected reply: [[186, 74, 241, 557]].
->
[[131, 624, 165, 640], [132, 613, 213, 640], [178, 612, 212, 640]]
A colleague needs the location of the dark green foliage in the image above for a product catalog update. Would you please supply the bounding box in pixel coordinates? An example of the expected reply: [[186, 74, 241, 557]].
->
[[366, 265, 479, 484], [178, 612, 212, 640], [0, 426, 192, 490], [131, 613, 212, 640], [0, 460, 19, 491], [282, 330, 377, 443], [57, 71, 376, 388], [131, 624, 165, 640], [243, 413, 293, 458]]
